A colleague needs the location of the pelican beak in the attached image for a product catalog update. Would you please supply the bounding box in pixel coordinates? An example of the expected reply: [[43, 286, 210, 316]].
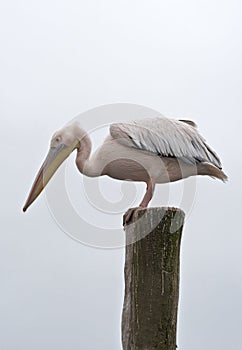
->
[[23, 141, 78, 212]]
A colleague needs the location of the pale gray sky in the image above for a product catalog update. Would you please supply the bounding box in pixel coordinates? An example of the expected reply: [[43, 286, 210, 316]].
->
[[1, 0, 242, 349]]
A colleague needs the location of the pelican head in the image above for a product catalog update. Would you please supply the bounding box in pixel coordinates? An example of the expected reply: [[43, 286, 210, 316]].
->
[[23, 123, 82, 212]]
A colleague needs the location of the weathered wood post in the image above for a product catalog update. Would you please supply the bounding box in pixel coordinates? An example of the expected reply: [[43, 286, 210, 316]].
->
[[122, 207, 185, 350]]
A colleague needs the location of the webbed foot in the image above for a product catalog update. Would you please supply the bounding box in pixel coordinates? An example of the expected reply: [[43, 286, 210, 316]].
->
[[123, 207, 142, 227]]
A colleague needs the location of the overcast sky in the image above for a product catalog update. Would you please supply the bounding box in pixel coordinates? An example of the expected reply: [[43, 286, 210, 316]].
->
[[1, 0, 242, 349]]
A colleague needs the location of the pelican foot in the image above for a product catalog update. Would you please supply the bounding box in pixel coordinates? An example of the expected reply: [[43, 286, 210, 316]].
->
[[123, 207, 142, 227]]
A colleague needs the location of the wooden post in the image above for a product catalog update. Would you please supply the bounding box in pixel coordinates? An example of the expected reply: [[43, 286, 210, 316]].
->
[[122, 207, 185, 350]]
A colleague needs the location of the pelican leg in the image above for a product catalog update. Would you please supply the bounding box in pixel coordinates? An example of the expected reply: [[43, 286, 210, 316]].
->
[[139, 178, 155, 208], [123, 179, 155, 226]]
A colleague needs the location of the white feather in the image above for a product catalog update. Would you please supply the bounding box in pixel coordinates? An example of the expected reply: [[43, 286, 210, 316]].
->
[[110, 117, 222, 168]]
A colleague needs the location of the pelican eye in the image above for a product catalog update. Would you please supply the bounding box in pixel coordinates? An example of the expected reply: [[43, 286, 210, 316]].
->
[[55, 136, 61, 143]]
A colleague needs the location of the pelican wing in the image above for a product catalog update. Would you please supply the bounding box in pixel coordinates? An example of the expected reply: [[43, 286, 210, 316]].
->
[[110, 117, 222, 168]]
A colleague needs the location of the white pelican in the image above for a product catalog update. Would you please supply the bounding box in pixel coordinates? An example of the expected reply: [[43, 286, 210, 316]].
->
[[23, 117, 227, 223]]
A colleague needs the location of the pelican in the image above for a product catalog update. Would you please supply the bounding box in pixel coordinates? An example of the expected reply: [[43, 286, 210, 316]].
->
[[23, 117, 227, 223]]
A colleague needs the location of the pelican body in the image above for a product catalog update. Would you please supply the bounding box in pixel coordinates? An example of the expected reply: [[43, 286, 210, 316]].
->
[[23, 117, 227, 221]]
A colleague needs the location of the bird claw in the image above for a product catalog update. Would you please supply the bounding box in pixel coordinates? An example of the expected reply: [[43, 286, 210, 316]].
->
[[123, 207, 141, 227]]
